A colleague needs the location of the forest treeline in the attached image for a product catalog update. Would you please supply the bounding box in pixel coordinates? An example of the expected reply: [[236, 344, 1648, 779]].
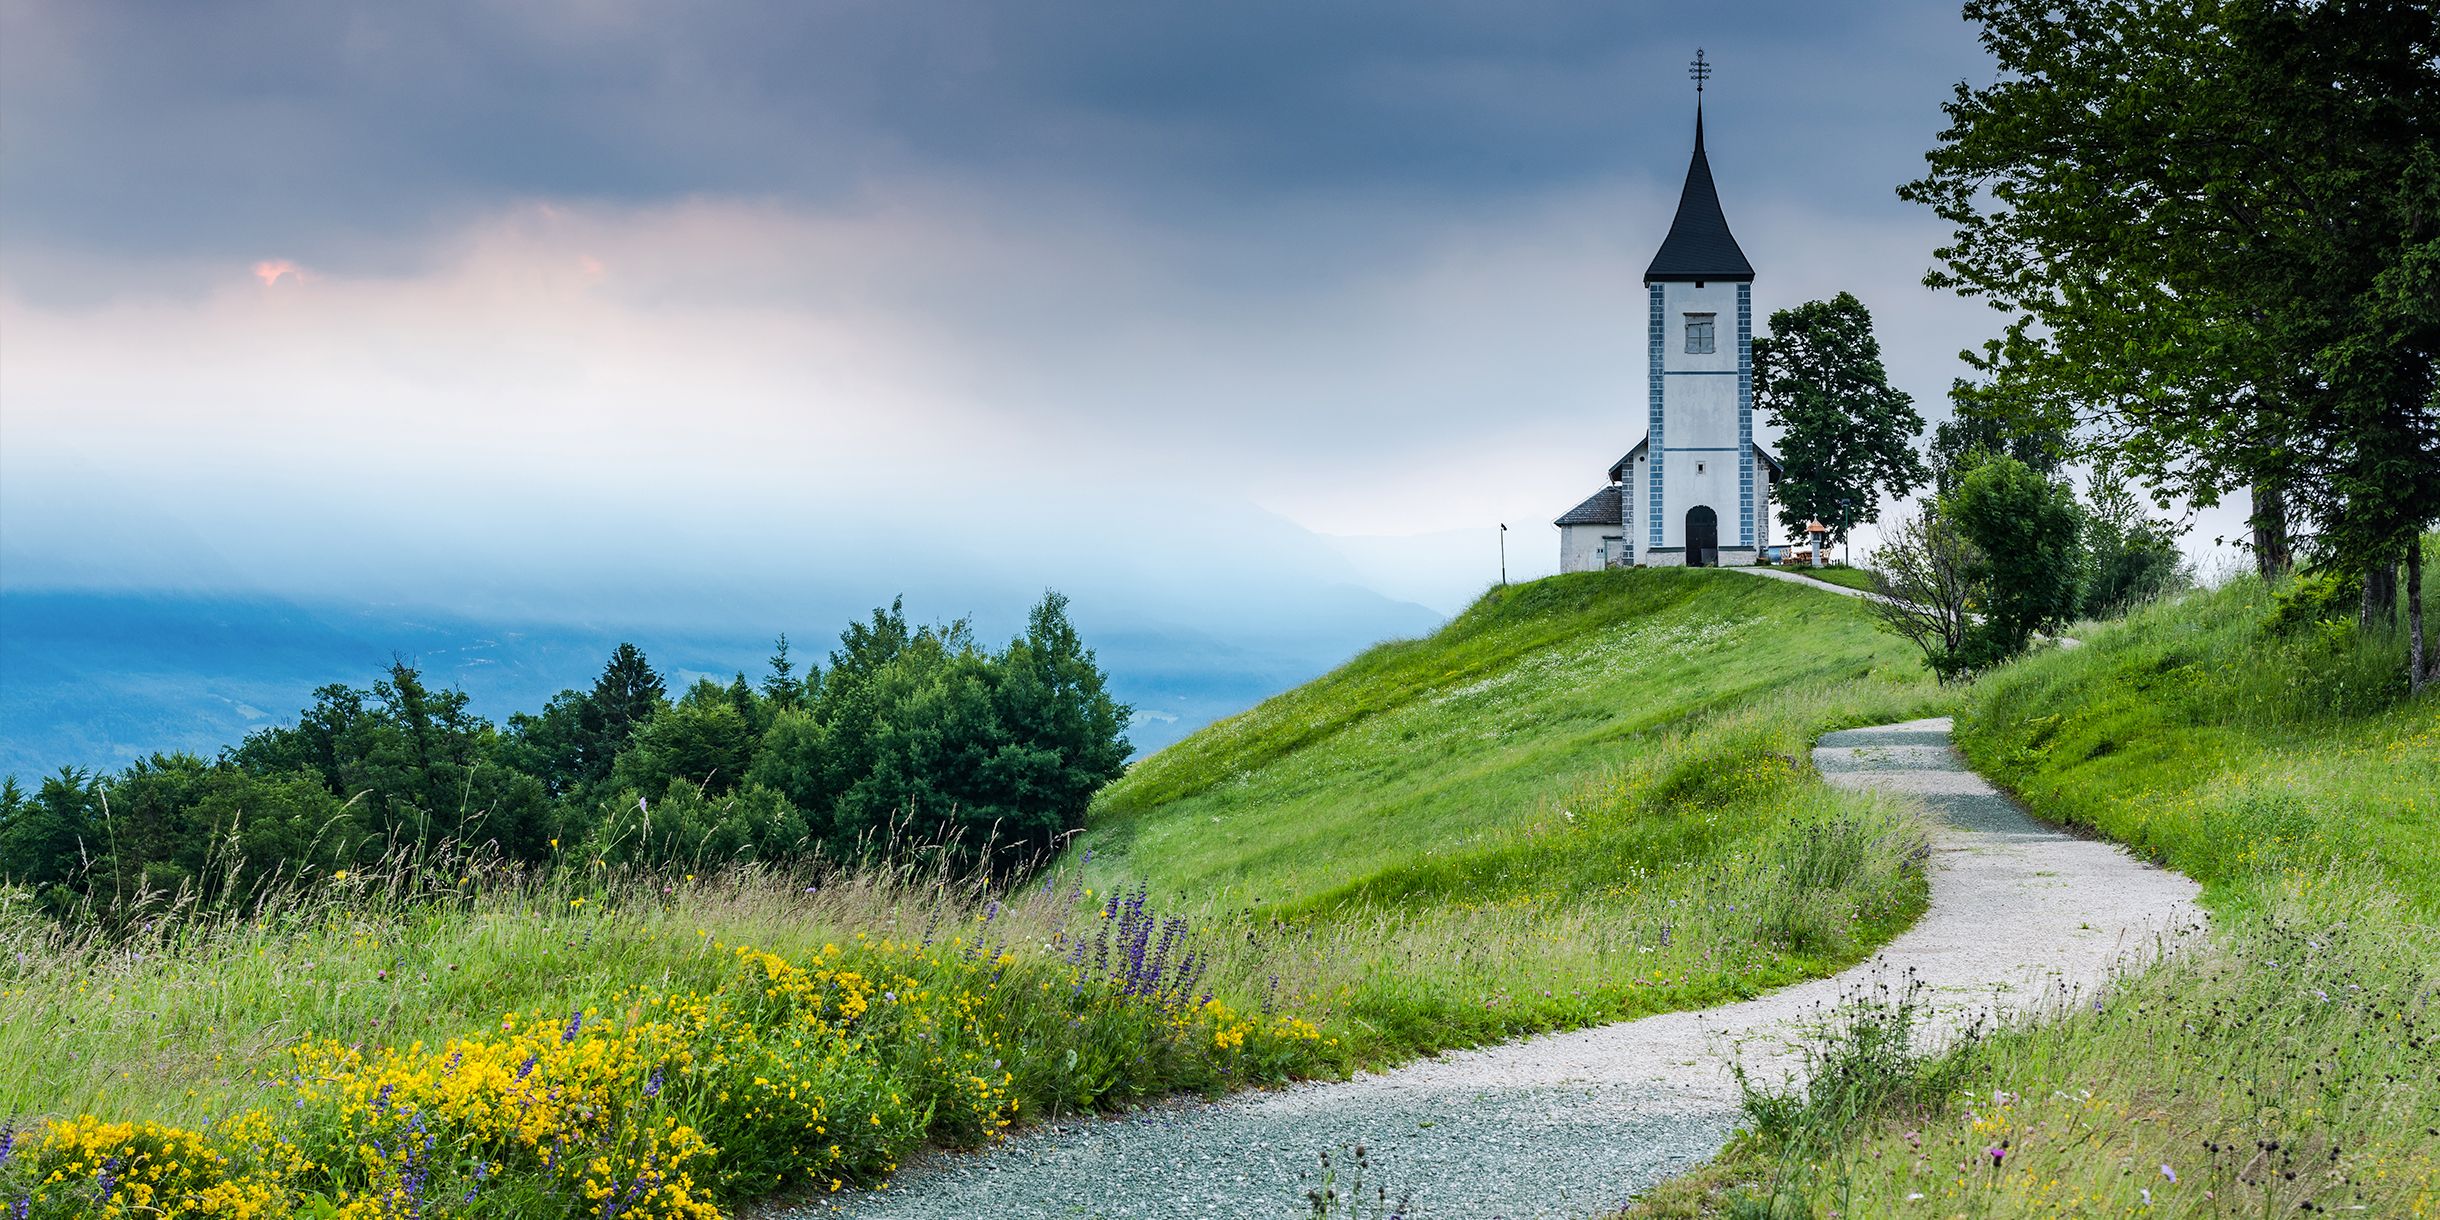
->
[[0, 593, 1130, 909]]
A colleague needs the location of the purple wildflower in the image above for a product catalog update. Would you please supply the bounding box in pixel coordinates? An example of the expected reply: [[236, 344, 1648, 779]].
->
[[1986, 1143, 2006, 1168], [517, 1053, 539, 1080], [643, 1067, 664, 1098], [0, 1123, 14, 1170], [562, 1010, 584, 1043], [2160, 1163, 2176, 1183]]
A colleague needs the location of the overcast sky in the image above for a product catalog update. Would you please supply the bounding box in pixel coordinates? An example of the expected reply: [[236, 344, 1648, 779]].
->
[[0, 2, 2250, 630]]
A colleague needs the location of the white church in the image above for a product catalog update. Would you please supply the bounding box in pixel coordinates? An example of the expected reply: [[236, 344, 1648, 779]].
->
[[1557, 94, 1782, 571]]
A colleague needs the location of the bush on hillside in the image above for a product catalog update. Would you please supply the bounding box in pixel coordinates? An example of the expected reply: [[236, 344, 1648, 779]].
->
[[2075, 465, 2189, 618], [1946, 456, 2084, 668]]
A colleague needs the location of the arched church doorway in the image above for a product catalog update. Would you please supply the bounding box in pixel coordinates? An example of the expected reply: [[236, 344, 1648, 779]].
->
[[1685, 505, 1719, 567]]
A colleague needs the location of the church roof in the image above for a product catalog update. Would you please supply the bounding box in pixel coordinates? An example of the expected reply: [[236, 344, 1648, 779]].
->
[[1643, 109, 1754, 283], [1608, 438, 1650, 483], [1554, 484, 1622, 527]]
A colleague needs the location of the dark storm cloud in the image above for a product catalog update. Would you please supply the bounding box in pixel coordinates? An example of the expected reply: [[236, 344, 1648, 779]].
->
[[2, 0, 1971, 270]]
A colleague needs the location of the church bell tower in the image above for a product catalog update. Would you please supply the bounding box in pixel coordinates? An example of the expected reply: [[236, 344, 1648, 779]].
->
[[1638, 50, 1759, 567], [1552, 51, 1778, 574]]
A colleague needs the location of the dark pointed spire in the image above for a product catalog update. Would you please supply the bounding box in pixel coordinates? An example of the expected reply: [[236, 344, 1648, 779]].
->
[[1644, 64, 1753, 284]]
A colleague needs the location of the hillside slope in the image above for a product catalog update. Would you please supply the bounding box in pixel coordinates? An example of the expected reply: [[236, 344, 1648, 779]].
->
[[1088, 568, 1946, 913], [1068, 569, 1955, 1060], [1631, 570, 2440, 1218]]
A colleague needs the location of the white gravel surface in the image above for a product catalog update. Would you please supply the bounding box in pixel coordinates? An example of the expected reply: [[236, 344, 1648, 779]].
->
[[798, 717, 2201, 1220], [1727, 565, 2084, 649]]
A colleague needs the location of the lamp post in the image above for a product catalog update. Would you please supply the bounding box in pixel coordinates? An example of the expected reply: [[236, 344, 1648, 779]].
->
[[1499, 523, 1508, 587]]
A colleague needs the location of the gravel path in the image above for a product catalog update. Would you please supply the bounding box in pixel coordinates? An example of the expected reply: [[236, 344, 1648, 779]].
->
[[796, 718, 2199, 1220], [1726, 565, 2083, 648]]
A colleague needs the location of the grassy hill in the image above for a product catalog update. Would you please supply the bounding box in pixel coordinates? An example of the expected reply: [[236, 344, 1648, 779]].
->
[[1077, 567, 1952, 1058], [1633, 568, 2440, 1218], [1089, 569, 1943, 910]]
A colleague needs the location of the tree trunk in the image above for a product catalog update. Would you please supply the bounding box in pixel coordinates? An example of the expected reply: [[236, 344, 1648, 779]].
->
[[2411, 534, 2428, 695], [2362, 559, 2399, 629], [2250, 484, 2292, 580]]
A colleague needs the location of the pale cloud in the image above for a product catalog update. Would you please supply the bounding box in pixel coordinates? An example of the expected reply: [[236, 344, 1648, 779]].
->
[[4, 0, 2244, 620]]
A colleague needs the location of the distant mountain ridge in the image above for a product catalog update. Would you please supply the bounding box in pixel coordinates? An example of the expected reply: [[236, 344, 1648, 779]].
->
[[0, 588, 1441, 780]]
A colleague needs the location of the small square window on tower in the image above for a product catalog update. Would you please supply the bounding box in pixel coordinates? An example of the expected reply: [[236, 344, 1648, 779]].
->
[[1685, 312, 1716, 354]]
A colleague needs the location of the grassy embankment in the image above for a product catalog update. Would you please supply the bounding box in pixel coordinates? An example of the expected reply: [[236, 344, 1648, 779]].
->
[[1630, 565, 2440, 1219], [1781, 565, 1880, 595], [1082, 567, 1949, 1060], [0, 567, 1949, 1217]]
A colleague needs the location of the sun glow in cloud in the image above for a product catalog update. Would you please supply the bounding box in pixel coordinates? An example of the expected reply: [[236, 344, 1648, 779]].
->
[[251, 259, 302, 287]]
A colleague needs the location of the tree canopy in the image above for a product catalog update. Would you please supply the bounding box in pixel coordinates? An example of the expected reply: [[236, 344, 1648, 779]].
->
[[1751, 292, 1930, 545], [0, 593, 1132, 910], [1901, 0, 2439, 679]]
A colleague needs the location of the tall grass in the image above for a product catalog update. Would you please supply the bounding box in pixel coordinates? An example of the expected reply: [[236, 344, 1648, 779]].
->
[[0, 850, 1334, 1216], [1628, 567, 2440, 1218]]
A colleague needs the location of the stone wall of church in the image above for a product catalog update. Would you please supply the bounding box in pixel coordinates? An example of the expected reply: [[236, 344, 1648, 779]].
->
[[1558, 523, 1617, 573]]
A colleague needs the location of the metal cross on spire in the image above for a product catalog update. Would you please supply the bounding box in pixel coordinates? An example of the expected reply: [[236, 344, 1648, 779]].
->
[[1689, 48, 1712, 94]]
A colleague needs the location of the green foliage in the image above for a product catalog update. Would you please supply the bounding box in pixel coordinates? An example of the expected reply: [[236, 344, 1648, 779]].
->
[[1750, 292, 1930, 545], [2262, 567, 2365, 635], [1946, 456, 2084, 670], [1900, 0, 2440, 622], [612, 679, 760, 797], [0, 593, 1132, 904], [1929, 370, 2072, 497], [1865, 506, 1980, 681], [2076, 466, 2189, 620]]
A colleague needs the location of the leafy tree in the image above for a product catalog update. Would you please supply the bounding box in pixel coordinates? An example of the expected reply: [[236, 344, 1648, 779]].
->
[[501, 690, 593, 799], [984, 591, 1132, 861], [2079, 465, 2190, 619], [14, 592, 1136, 904], [98, 756, 354, 900], [1901, 0, 2440, 684], [611, 679, 760, 797], [819, 613, 975, 849], [227, 682, 367, 787], [1867, 507, 1981, 681], [230, 661, 550, 858], [583, 780, 809, 867], [746, 709, 831, 833], [1930, 365, 2071, 496], [1751, 292, 1931, 550], [1947, 456, 2086, 669]]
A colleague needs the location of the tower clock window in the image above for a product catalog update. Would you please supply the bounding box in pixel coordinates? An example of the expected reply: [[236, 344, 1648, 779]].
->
[[1685, 313, 1716, 354]]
